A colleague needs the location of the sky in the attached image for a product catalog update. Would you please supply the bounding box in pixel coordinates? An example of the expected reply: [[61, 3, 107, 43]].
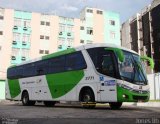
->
[[0, 0, 153, 23]]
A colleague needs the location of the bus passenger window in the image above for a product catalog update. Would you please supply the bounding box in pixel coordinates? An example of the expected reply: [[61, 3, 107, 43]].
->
[[101, 54, 115, 77]]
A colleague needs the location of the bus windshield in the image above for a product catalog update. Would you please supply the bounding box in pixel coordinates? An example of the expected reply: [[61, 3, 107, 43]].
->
[[118, 51, 148, 85]]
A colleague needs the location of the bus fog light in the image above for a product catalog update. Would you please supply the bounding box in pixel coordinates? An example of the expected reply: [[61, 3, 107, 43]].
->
[[122, 94, 129, 99], [122, 94, 126, 98]]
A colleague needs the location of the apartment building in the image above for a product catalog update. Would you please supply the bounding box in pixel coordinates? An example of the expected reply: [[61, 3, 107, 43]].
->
[[0, 7, 120, 99], [121, 0, 160, 73]]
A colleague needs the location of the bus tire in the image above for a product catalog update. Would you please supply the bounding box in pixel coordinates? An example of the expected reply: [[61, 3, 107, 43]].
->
[[109, 102, 122, 109], [22, 91, 35, 106], [81, 89, 96, 109], [44, 101, 56, 107]]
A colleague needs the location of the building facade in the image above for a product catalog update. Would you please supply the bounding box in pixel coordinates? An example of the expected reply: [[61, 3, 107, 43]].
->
[[0, 7, 120, 99], [121, 0, 160, 73]]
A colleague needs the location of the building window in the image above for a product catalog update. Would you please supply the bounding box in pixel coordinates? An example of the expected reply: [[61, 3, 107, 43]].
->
[[45, 36, 49, 40], [40, 35, 44, 39], [0, 31, 3, 35], [45, 50, 49, 54], [80, 26, 84, 30], [14, 18, 21, 27], [0, 15, 3, 20], [41, 21, 45, 25], [21, 49, 29, 60], [67, 26, 73, 32], [109, 20, 115, 26], [22, 34, 30, 42], [39, 50, 49, 54], [67, 38, 73, 46], [97, 10, 103, 15], [11, 48, 19, 58], [59, 24, 65, 32], [87, 27, 93, 35], [46, 22, 50, 26], [80, 40, 84, 43], [110, 31, 116, 39], [67, 18, 74, 23], [58, 38, 65, 45], [24, 20, 30, 27], [13, 33, 21, 41], [87, 9, 93, 13], [59, 17, 66, 23], [39, 50, 44, 54]]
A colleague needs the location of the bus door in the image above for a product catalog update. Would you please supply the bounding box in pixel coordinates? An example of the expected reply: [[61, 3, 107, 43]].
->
[[99, 53, 117, 102]]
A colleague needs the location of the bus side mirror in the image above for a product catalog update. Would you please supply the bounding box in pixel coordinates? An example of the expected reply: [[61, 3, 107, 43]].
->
[[140, 56, 154, 69], [105, 48, 124, 62]]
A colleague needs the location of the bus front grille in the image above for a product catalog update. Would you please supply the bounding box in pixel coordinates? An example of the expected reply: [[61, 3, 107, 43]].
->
[[133, 96, 148, 101]]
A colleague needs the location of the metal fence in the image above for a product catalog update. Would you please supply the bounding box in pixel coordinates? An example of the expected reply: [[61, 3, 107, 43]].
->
[[147, 73, 160, 100]]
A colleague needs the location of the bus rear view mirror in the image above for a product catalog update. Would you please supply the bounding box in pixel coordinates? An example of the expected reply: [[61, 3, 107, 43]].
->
[[140, 56, 154, 69], [105, 48, 124, 62]]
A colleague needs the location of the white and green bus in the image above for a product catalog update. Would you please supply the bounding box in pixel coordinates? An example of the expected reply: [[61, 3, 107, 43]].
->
[[6, 44, 154, 109]]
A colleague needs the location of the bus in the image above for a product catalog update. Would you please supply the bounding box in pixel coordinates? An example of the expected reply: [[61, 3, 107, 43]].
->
[[6, 43, 154, 109]]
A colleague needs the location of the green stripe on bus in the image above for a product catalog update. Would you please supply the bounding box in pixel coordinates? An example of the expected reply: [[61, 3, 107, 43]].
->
[[8, 79, 21, 98], [42, 48, 76, 60], [117, 86, 149, 102], [8, 65, 16, 69], [46, 70, 84, 99]]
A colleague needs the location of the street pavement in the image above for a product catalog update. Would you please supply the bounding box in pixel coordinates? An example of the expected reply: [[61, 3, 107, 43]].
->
[[0, 101, 159, 124]]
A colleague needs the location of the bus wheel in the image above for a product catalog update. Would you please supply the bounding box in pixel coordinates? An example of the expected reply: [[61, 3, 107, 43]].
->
[[44, 101, 56, 107], [22, 91, 30, 106], [81, 89, 96, 109], [109, 102, 122, 109]]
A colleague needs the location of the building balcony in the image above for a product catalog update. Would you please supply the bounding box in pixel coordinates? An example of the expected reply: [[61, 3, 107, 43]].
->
[[58, 31, 66, 38], [58, 31, 74, 38], [21, 41, 30, 49], [12, 41, 30, 49], [21, 56, 26, 61], [23, 27, 28, 31], [13, 26, 18, 30], [13, 26, 31, 34], [11, 55, 29, 64], [12, 41, 21, 48]]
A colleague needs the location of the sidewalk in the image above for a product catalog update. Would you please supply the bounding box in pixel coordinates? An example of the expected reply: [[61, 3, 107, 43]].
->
[[0, 100, 21, 105], [123, 102, 160, 107]]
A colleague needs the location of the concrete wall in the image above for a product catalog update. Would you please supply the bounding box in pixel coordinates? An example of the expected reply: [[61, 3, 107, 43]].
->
[[147, 73, 160, 100], [0, 80, 5, 99], [104, 11, 121, 46], [121, 20, 131, 49]]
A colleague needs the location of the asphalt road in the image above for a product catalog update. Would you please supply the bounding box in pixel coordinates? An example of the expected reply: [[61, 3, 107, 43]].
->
[[0, 101, 160, 124]]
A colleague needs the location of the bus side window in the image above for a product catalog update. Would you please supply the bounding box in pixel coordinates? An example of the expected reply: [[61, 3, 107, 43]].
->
[[48, 56, 65, 74], [35, 60, 49, 76], [65, 52, 86, 71], [7, 68, 17, 79], [101, 53, 116, 77]]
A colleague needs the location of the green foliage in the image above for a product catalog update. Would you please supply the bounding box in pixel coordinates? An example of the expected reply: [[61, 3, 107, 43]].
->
[[140, 56, 154, 69]]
